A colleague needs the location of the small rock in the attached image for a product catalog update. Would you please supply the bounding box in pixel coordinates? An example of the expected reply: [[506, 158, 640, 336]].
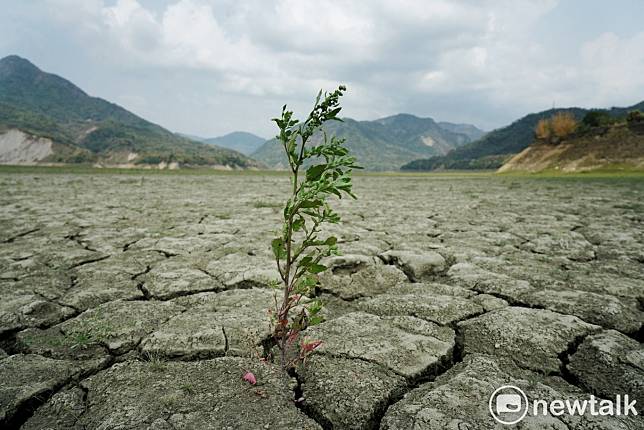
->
[[318, 261, 408, 300], [472, 294, 508, 312], [379, 250, 446, 281]]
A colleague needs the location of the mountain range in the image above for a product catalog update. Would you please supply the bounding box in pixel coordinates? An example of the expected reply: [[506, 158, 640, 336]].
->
[[252, 114, 485, 171], [4, 54, 637, 173], [402, 101, 644, 171], [192, 131, 266, 156], [0, 55, 259, 168]]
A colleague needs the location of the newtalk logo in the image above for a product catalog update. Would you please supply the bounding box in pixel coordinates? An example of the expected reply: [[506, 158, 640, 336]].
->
[[489, 385, 638, 425]]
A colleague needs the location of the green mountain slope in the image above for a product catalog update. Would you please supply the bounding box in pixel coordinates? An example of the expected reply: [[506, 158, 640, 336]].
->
[[438, 122, 486, 141], [0, 55, 259, 168], [252, 113, 483, 171], [402, 101, 644, 171], [203, 131, 266, 155]]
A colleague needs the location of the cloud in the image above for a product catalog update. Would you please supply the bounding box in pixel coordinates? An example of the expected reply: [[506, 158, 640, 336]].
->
[[3, 0, 643, 136], [579, 31, 644, 106]]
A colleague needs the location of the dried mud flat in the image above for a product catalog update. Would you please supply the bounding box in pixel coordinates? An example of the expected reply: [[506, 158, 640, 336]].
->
[[0, 172, 642, 429]]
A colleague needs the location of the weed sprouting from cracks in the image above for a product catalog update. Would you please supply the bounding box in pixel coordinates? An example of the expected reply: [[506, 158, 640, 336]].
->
[[268, 85, 360, 371]]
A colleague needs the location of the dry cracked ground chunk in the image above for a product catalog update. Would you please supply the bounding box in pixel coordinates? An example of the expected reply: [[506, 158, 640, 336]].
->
[[0, 272, 76, 335], [298, 355, 407, 429], [317, 256, 409, 300], [518, 288, 643, 336], [140, 288, 273, 359], [448, 262, 644, 336], [458, 307, 601, 374], [447, 262, 534, 298], [1, 172, 643, 430], [16, 300, 184, 359], [518, 230, 597, 262], [358, 293, 483, 326], [381, 353, 640, 430], [0, 292, 76, 336], [378, 250, 447, 282], [142, 258, 223, 299], [23, 357, 320, 430], [306, 312, 455, 380], [567, 330, 644, 407], [58, 251, 163, 311], [0, 354, 87, 426]]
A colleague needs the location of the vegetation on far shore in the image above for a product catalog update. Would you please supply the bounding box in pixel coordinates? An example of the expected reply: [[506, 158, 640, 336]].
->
[[1, 164, 642, 179], [401, 101, 644, 172]]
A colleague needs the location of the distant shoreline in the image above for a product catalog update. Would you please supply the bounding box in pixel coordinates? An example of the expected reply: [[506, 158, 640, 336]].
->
[[0, 164, 642, 179]]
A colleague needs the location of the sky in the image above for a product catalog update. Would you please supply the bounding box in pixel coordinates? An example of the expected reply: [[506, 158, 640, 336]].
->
[[1, 0, 643, 139]]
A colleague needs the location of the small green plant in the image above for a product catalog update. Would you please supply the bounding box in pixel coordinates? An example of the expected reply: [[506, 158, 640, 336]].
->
[[65, 312, 114, 349], [269, 85, 360, 371], [141, 350, 167, 371], [180, 383, 195, 395]]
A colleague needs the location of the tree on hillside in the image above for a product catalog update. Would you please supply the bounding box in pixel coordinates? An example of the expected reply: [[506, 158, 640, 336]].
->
[[534, 112, 577, 142], [534, 118, 551, 140], [582, 110, 613, 128]]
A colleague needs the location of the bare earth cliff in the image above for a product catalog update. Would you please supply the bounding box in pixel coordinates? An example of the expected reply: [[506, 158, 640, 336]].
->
[[0, 130, 53, 164], [499, 124, 644, 173]]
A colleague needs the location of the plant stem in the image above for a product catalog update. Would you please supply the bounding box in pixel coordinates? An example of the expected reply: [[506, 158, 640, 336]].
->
[[278, 145, 302, 369]]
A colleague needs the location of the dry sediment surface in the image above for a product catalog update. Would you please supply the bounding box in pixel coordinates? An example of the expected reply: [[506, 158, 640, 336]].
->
[[0, 171, 642, 429]]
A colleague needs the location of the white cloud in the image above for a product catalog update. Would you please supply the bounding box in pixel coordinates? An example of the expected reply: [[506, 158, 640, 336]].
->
[[5, 0, 643, 136], [102, 0, 159, 51], [579, 31, 644, 106]]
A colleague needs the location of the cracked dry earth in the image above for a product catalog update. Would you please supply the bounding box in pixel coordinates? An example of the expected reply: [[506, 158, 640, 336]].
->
[[0, 172, 643, 430]]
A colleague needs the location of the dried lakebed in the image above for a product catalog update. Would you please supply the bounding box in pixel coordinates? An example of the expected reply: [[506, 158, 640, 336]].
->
[[0, 172, 642, 429]]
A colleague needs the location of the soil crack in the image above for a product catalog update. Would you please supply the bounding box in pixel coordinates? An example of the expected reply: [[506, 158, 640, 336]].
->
[[3, 228, 40, 244], [68, 255, 110, 270]]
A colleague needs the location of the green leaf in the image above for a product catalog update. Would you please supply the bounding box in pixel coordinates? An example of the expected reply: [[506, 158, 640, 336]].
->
[[292, 217, 305, 232], [271, 238, 286, 259], [306, 164, 326, 181], [308, 263, 327, 274], [283, 199, 291, 220], [300, 275, 317, 287], [299, 256, 313, 267], [308, 315, 325, 327], [324, 236, 337, 246], [300, 199, 323, 209], [328, 107, 341, 118], [307, 299, 323, 315]]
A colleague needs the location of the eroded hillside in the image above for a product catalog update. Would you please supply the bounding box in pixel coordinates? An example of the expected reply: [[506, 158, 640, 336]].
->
[[500, 123, 644, 173]]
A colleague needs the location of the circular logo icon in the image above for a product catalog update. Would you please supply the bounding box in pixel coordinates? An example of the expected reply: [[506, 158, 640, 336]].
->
[[489, 385, 529, 425]]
